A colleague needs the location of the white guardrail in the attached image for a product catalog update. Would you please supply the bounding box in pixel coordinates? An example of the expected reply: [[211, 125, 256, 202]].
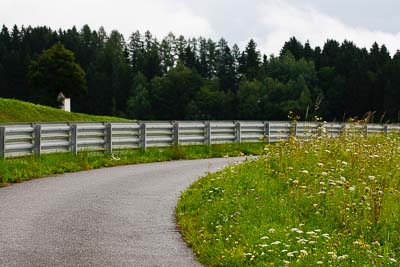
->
[[0, 121, 399, 158]]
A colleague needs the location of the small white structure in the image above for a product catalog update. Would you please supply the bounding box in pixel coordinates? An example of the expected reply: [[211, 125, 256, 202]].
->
[[57, 92, 71, 112]]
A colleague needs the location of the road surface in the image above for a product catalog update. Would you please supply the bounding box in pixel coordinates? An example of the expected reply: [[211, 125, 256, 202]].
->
[[0, 157, 242, 267]]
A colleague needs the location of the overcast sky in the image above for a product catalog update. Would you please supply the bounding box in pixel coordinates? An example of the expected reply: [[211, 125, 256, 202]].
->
[[2, 0, 400, 55]]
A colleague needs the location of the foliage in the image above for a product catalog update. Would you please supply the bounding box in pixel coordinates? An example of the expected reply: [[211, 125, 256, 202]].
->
[[28, 43, 87, 106], [1, 24, 400, 121], [177, 132, 400, 266]]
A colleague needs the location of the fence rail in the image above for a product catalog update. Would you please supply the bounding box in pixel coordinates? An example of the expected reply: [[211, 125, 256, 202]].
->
[[0, 121, 399, 158]]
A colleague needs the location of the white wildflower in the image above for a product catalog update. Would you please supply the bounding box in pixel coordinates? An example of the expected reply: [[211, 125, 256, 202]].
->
[[338, 255, 349, 260], [287, 252, 295, 257], [322, 233, 331, 239], [297, 239, 308, 244], [300, 250, 308, 257], [291, 228, 303, 234]]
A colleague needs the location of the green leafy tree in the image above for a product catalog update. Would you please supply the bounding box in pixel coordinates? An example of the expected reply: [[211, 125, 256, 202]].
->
[[237, 79, 262, 119], [151, 63, 203, 119], [28, 43, 87, 107], [126, 72, 151, 119]]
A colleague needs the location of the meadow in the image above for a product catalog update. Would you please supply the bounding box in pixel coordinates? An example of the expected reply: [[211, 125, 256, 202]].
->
[[176, 130, 400, 266]]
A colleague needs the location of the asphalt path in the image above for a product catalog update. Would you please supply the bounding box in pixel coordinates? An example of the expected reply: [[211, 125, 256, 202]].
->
[[0, 157, 243, 267]]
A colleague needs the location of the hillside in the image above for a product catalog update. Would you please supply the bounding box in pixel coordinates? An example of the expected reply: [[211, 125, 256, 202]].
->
[[0, 98, 129, 123]]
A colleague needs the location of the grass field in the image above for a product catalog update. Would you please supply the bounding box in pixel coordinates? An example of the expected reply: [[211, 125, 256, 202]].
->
[[0, 98, 128, 123], [176, 133, 400, 266], [0, 143, 265, 187]]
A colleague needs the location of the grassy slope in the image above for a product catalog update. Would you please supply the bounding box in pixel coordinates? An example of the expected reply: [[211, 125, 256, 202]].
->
[[176, 134, 400, 266], [0, 98, 129, 123]]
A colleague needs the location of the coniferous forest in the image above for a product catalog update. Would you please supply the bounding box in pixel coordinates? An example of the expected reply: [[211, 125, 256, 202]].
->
[[1, 24, 400, 121]]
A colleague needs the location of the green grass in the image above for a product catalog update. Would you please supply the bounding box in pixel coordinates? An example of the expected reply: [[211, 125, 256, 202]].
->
[[0, 143, 265, 186], [0, 98, 128, 123], [176, 133, 400, 266]]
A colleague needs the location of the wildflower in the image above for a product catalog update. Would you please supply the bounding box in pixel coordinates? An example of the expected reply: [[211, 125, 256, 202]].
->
[[368, 175, 376, 180], [271, 241, 281, 245], [342, 161, 348, 165], [259, 244, 268, 248], [328, 251, 337, 259], [321, 172, 328, 176], [297, 239, 308, 244], [322, 233, 331, 239], [338, 255, 349, 260], [349, 186, 356, 192], [317, 261, 324, 265], [306, 231, 316, 235], [389, 258, 397, 263], [291, 228, 303, 234], [372, 241, 380, 246], [268, 228, 276, 233], [301, 170, 309, 174], [317, 163, 324, 167], [287, 252, 295, 257], [261, 236, 269, 240], [300, 250, 308, 257]]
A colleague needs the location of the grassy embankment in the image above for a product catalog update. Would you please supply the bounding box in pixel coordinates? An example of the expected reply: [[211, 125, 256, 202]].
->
[[0, 98, 128, 123], [176, 132, 400, 266]]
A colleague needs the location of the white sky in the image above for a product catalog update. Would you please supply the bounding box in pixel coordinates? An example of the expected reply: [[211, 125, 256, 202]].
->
[[1, 0, 400, 55]]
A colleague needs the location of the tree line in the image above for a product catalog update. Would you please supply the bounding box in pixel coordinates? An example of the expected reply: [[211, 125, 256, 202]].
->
[[1, 24, 400, 121]]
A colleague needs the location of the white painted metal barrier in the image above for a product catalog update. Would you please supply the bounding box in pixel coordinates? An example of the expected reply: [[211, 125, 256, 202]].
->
[[0, 121, 399, 158]]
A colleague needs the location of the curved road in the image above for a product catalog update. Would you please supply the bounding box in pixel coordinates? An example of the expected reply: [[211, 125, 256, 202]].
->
[[0, 157, 242, 267]]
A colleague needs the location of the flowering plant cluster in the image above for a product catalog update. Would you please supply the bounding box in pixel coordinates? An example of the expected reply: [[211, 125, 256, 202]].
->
[[177, 129, 400, 266]]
